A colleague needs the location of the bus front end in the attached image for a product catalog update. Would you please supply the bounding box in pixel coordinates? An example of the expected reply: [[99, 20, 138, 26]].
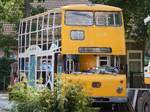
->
[[61, 4, 127, 103]]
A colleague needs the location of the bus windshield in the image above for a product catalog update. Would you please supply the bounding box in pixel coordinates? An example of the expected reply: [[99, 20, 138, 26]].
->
[[95, 12, 122, 26], [65, 11, 122, 26], [65, 11, 93, 25]]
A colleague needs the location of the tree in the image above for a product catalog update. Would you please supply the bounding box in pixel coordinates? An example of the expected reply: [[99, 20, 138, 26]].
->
[[0, 57, 13, 90], [31, 5, 46, 15], [0, 0, 24, 57], [25, 0, 46, 17], [0, 0, 24, 90], [0, 0, 46, 57], [0, 34, 17, 57], [0, 0, 46, 90], [0, 0, 24, 23]]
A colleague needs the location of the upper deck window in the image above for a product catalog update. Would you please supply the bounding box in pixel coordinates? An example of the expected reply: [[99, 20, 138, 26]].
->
[[65, 11, 93, 26], [95, 12, 122, 26]]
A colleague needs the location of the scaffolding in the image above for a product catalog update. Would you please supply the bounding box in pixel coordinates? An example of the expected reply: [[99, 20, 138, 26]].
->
[[18, 9, 61, 90]]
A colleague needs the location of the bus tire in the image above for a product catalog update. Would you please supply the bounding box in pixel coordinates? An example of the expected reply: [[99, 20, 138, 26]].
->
[[137, 92, 150, 112]]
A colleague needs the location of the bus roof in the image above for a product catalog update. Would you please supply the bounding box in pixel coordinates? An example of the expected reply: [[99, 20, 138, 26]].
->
[[62, 4, 122, 11]]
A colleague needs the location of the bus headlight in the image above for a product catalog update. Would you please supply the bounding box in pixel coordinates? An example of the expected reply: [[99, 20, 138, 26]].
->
[[71, 30, 84, 40], [116, 86, 123, 94]]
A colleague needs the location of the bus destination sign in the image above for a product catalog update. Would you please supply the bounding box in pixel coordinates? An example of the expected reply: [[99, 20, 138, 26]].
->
[[79, 47, 112, 53]]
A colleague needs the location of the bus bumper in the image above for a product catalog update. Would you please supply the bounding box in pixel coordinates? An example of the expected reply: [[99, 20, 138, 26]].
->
[[92, 97, 127, 103]]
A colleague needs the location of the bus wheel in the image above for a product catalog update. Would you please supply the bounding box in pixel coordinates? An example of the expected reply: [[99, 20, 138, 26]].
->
[[137, 92, 150, 112]]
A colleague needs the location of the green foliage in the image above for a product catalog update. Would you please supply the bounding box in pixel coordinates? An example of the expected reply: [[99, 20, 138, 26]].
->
[[0, 0, 24, 23], [31, 5, 46, 15], [0, 0, 23, 59], [64, 85, 93, 112], [0, 57, 12, 77], [9, 82, 94, 112], [10, 83, 43, 112], [0, 34, 17, 57]]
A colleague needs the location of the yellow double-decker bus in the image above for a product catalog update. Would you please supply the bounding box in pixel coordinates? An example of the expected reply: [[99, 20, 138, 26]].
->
[[18, 4, 126, 103], [61, 4, 126, 102]]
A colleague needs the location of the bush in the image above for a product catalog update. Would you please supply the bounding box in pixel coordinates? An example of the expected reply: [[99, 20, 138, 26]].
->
[[9, 82, 95, 112], [64, 85, 93, 112], [10, 83, 43, 112]]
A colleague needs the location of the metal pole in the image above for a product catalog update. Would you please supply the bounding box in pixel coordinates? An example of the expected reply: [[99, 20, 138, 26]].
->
[[51, 11, 56, 90], [52, 12, 56, 42], [51, 53, 55, 90], [18, 22, 21, 82]]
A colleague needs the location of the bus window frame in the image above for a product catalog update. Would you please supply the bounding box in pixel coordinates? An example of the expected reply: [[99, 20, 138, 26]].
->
[[64, 10, 94, 26]]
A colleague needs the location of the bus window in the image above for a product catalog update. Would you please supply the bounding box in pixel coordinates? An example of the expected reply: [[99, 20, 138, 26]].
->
[[114, 13, 122, 26], [108, 13, 114, 25], [65, 11, 93, 26], [99, 56, 110, 66], [95, 12, 107, 26], [95, 12, 122, 26]]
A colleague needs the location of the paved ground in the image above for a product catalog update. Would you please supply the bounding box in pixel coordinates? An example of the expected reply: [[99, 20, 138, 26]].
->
[[0, 94, 10, 112]]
